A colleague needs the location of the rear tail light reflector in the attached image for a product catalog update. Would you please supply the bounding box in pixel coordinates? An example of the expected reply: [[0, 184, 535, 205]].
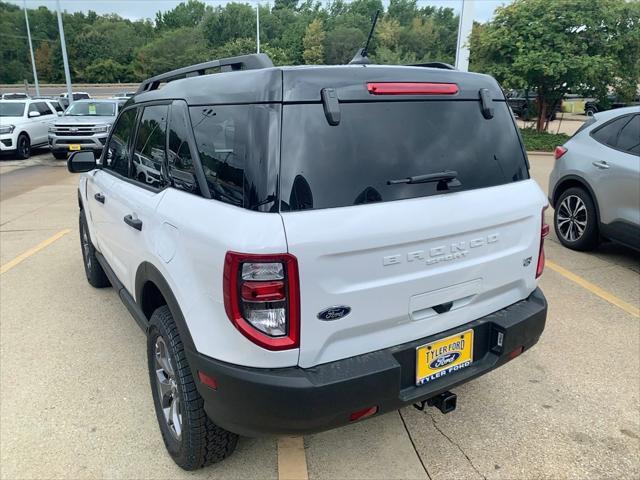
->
[[536, 206, 550, 278], [198, 371, 218, 390], [367, 82, 459, 96], [554, 146, 567, 160], [224, 252, 300, 350], [349, 406, 378, 422]]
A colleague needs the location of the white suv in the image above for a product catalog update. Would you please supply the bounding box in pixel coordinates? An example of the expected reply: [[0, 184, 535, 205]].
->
[[68, 54, 549, 470], [0, 99, 58, 158]]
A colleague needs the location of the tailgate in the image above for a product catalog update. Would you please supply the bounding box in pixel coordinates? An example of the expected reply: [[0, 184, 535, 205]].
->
[[282, 180, 547, 368]]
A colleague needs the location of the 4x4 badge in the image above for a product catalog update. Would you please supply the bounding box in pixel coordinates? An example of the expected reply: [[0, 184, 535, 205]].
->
[[317, 306, 351, 321]]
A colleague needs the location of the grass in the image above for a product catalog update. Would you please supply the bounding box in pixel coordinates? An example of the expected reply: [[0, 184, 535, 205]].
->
[[519, 128, 570, 152]]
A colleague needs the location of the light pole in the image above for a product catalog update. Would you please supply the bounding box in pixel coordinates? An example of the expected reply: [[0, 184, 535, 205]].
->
[[256, 3, 261, 54], [23, 0, 40, 96], [455, 0, 474, 72], [55, 0, 74, 104]]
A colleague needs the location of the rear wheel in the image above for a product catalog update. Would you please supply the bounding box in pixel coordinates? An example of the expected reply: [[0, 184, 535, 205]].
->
[[554, 187, 599, 251], [148, 306, 238, 470], [16, 133, 30, 159]]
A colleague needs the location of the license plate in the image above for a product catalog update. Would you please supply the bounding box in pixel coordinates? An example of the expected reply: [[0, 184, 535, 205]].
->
[[68, 144, 81, 151], [416, 329, 474, 385]]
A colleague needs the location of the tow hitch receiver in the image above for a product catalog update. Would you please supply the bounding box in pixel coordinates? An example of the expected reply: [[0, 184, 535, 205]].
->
[[414, 391, 457, 414]]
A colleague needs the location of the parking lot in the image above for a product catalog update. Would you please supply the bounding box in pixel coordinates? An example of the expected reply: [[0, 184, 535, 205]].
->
[[0, 149, 638, 479]]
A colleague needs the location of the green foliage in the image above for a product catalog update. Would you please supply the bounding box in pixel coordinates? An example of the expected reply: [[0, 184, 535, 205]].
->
[[325, 26, 366, 65], [303, 19, 325, 65], [155, 0, 208, 31], [471, 0, 640, 131], [84, 59, 132, 83], [519, 128, 569, 152]]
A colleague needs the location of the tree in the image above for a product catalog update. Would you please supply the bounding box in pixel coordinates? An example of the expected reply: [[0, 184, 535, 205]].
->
[[302, 18, 325, 64], [135, 27, 209, 78], [34, 41, 55, 82], [155, 0, 208, 30], [324, 26, 366, 64], [84, 59, 132, 83], [471, 0, 640, 132]]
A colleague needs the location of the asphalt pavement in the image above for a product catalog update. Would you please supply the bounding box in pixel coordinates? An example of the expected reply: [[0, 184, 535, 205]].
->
[[0, 151, 638, 480]]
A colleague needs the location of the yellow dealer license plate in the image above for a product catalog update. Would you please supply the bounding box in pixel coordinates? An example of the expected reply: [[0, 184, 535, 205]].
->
[[68, 144, 81, 151], [416, 329, 474, 385]]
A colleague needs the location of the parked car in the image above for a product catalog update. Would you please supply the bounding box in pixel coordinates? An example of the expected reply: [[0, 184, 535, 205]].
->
[[549, 106, 640, 251], [32, 96, 65, 115], [0, 99, 58, 159], [67, 53, 548, 470], [59, 91, 91, 101], [1, 92, 29, 100], [584, 95, 640, 116], [48, 99, 119, 160], [506, 89, 562, 121], [113, 91, 135, 99]]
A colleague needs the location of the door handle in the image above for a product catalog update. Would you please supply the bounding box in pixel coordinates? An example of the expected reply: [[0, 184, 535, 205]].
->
[[94, 192, 105, 204], [123, 214, 143, 231], [592, 161, 610, 169]]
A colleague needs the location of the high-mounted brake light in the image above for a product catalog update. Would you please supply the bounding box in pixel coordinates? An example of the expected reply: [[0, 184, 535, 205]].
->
[[223, 252, 300, 350], [367, 82, 459, 96], [536, 206, 550, 278], [554, 146, 567, 160]]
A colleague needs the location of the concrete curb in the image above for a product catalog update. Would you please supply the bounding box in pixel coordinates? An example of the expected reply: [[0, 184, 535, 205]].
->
[[527, 151, 554, 156]]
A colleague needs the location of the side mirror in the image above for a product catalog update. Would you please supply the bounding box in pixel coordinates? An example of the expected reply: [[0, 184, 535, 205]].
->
[[28, 110, 41, 118], [67, 151, 96, 173]]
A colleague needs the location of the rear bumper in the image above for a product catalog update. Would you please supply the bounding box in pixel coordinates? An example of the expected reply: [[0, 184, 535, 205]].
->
[[187, 288, 547, 437]]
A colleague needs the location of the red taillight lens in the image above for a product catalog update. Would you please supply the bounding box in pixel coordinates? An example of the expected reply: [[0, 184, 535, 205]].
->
[[349, 406, 378, 422], [554, 146, 567, 160], [536, 207, 550, 278], [367, 82, 459, 95], [223, 252, 300, 351]]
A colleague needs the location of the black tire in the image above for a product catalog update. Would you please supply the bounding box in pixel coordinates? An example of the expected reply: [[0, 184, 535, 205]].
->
[[148, 306, 238, 470], [554, 187, 599, 251], [585, 107, 597, 117], [16, 133, 30, 159], [79, 210, 110, 288], [52, 151, 67, 160]]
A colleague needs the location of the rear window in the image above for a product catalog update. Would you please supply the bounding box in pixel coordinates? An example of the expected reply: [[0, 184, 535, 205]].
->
[[279, 101, 528, 211]]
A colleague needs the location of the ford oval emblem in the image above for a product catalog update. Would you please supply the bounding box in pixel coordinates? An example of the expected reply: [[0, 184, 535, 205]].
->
[[317, 306, 351, 321], [429, 352, 461, 370]]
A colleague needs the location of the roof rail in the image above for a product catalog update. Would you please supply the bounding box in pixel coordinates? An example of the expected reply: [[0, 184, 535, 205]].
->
[[409, 62, 456, 70], [136, 53, 274, 94]]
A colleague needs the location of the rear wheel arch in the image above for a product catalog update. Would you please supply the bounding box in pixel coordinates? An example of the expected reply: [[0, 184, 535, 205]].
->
[[552, 176, 601, 225], [135, 262, 196, 351]]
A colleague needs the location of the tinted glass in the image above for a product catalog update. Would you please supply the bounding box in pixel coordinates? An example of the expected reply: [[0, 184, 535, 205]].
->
[[66, 101, 116, 116], [52, 101, 64, 113], [280, 101, 528, 211], [168, 103, 199, 194], [591, 116, 629, 148], [616, 115, 640, 155], [132, 105, 168, 189], [28, 103, 38, 114], [190, 104, 280, 211], [0, 103, 25, 116], [36, 102, 53, 115], [104, 108, 137, 177]]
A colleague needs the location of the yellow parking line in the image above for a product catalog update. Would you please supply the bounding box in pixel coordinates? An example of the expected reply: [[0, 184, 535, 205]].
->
[[546, 260, 640, 318], [0, 229, 71, 275], [278, 436, 308, 480]]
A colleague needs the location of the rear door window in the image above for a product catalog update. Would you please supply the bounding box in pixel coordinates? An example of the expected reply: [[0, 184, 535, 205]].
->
[[616, 115, 639, 155], [167, 102, 199, 194], [280, 101, 528, 211], [104, 108, 137, 177], [131, 105, 168, 189]]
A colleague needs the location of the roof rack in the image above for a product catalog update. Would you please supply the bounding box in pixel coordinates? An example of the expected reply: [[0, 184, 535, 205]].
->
[[409, 62, 456, 70], [136, 53, 274, 94]]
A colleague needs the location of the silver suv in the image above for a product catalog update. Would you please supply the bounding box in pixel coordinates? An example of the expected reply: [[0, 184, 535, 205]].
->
[[48, 99, 119, 159], [549, 106, 640, 251]]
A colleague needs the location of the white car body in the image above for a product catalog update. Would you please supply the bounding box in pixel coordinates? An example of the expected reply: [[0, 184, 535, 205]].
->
[[0, 99, 58, 156]]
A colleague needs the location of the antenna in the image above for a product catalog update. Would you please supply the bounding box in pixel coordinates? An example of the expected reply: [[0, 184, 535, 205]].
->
[[349, 10, 380, 65]]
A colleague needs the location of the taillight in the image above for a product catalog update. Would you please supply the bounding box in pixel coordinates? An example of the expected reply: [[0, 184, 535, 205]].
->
[[223, 252, 300, 350], [554, 146, 567, 160], [367, 82, 459, 95], [536, 206, 550, 278]]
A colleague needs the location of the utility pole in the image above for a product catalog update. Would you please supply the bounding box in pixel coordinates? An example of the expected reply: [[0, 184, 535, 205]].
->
[[56, 0, 74, 104], [455, 0, 475, 72], [256, 3, 260, 54], [24, 0, 40, 96]]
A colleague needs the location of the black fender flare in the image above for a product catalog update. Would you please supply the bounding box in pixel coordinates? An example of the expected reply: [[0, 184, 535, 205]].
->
[[551, 174, 601, 225], [135, 262, 196, 351]]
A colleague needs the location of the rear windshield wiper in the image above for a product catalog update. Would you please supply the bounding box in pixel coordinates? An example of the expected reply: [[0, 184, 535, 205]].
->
[[387, 170, 462, 190]]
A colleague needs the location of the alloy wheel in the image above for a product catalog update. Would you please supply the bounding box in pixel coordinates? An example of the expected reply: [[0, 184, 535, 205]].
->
[[154, 336, 182, 440], [557, 195, 588, 242]]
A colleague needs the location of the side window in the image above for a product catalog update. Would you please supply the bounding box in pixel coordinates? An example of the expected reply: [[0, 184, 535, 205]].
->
[[104, 108, 137, 177], [131, 105, 168, 189], [591, 115, 630, 149], [616, 115, 640, 155], [36, 102, 53, 116], [167, 102, 200, 194]]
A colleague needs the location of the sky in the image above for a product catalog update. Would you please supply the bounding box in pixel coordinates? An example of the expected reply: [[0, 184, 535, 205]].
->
[[8, 0, 511, 23]]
